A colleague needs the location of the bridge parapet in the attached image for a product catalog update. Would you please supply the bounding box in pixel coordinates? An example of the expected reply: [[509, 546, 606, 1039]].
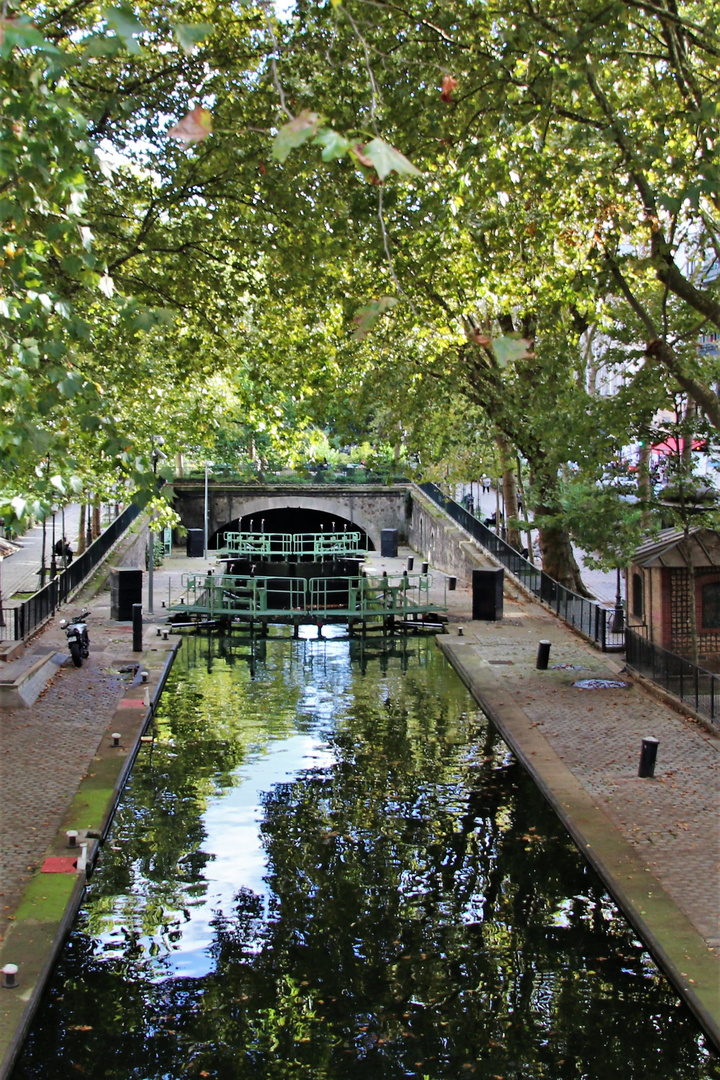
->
[[172, 482, 411, 552]]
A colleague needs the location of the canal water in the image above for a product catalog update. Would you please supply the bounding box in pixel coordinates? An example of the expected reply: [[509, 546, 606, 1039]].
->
[[12, 629, 720, 1080]]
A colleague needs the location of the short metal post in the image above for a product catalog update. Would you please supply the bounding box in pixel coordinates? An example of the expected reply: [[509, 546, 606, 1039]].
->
[[421, 562, 429, 574], [132, 603, 143, 652], [638, 737, 659, 778], [448, 576, 457, 591], [536, 640, 551, 669], [407, 556, 414, 571]]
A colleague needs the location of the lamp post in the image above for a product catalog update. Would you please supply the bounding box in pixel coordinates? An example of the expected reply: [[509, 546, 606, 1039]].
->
[[611, 565, 625, 634], [148, 436, 165, 615], [203, 461, 212, 559]]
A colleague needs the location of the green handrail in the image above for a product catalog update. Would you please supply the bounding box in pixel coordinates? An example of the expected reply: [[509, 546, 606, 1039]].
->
[[171, 571, 438, 621], [219, 531, 364, 560]]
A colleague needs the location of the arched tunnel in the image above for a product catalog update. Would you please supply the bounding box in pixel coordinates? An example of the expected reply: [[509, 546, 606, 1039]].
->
[[211, 506, 374, 555]]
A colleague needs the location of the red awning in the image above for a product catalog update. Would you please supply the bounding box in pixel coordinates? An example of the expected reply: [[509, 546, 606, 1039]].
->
[[650, 437, 707, 455]]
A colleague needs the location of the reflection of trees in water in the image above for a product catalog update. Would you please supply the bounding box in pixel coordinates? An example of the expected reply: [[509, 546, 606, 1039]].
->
[[12, 642, 719, 1080]]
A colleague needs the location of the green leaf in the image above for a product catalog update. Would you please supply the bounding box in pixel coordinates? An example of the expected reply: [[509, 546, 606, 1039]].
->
[[10, 496, 27, 520], [272, 111, 323, 163], [172, 23, 213, 54], [657, 192, 681, 214], [493, 335, 535, 366], [0, 16, 54, 56], [352, 296, 398, 340], [361, 138, 421, 180], [58, 372, 85, 398], [82, 36, 122, 59], [101, 6, 145, 53], [312, 128, 351, 162]]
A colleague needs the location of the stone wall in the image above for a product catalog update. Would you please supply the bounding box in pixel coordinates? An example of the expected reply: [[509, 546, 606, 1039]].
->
[[406, 489, 494, 583], [173, 483, 410, 552], [106, 517, 149, 571]]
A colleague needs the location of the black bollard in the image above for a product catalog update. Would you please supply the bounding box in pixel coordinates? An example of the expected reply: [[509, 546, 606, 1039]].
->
[[132, 603, 143, 652], [448, 576, 457, 591], [638, 737, 659, 778], [421, 562, 429, 574], [407, 556, 414, 571], [536, 639, 551, 669]]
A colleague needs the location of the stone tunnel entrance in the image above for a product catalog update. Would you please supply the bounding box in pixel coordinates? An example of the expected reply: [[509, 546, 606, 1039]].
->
[[212, 507, 373, 553]]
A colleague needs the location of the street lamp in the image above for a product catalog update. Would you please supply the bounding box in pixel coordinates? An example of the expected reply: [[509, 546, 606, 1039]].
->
[[611, 566, 625, 634], [204, 461, 212, 559], [50, 508, 58, 580], [148, 436, 165, 615]]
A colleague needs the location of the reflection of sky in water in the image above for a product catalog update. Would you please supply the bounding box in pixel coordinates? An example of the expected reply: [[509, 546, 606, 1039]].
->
[[164, 732, 338, 977], [98, 633, 351, 979]]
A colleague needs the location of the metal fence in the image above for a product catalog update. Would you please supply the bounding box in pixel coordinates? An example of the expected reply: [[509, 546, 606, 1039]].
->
[[221, 531, 366, 561], [12, 503, 141, 641], [625, 628, 720, 725], [171, 571, 436, 621], [419, 482, 624, 652]]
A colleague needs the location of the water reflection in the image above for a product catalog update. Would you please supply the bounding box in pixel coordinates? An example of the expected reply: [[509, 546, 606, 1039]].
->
[[12, 631, 720, 1080]]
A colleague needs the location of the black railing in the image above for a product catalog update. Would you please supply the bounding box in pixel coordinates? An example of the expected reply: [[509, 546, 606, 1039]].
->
[[14, 578, 59, 641], [0, 605, 20, 643], [419, 482, 624, 652], [625, 627, 719, 725], [14, 503, 141, 641]]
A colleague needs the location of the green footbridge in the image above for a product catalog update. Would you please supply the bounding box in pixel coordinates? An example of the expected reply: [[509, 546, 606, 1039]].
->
[[168, 571, 444, 631], [168, 531, 447, 632]]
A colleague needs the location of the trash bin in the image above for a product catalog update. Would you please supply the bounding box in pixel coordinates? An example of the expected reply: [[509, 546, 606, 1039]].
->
[[110, 568, 143, 621], [186, 529, 204, 557], [472, 568, 504, 621], [381, 529, 398, 558]]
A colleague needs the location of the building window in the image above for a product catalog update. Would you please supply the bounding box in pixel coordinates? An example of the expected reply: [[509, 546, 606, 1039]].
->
[[632, 572, 643, 619], [701, 582, 720, 629]]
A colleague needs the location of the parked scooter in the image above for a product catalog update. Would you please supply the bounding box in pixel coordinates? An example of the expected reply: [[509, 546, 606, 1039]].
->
[[60, 610, 90, 667]]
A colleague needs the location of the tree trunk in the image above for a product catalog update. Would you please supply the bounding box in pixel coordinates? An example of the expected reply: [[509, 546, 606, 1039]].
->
[[496, 433, 521, 550], [77, 504, 86, 555], [92, 502, 101, 541], [516, 455, 534, 562], [536, 512, 590, 595], [531, 460, 589, 594], [638, 437, 652, 526], [648, 339, 720, 431]]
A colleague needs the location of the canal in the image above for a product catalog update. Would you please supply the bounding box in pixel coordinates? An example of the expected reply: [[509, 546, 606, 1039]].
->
[[11, 629, 720, 1079]]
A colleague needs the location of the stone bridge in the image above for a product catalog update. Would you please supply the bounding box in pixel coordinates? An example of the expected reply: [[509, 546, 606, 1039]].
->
[[171, 481, 412, 551]]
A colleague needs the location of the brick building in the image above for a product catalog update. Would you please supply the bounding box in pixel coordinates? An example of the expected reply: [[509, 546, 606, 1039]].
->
[[627, 527, 720, 670]]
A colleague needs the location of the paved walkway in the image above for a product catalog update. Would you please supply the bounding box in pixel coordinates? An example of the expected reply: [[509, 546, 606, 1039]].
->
[[1, 506, 83, 608], [0, 538, 718, 1069]]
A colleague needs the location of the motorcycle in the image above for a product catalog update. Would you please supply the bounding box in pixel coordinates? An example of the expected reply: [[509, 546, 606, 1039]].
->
[[60, 610, 90, 667]]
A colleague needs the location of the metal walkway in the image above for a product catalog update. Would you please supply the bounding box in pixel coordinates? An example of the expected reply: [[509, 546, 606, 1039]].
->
[[168, 570, 444, 629]]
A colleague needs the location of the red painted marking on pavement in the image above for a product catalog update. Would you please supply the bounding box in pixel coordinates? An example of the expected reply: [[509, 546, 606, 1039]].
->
[[42, 856, 78, 874], [118, 699, 146, 708]]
